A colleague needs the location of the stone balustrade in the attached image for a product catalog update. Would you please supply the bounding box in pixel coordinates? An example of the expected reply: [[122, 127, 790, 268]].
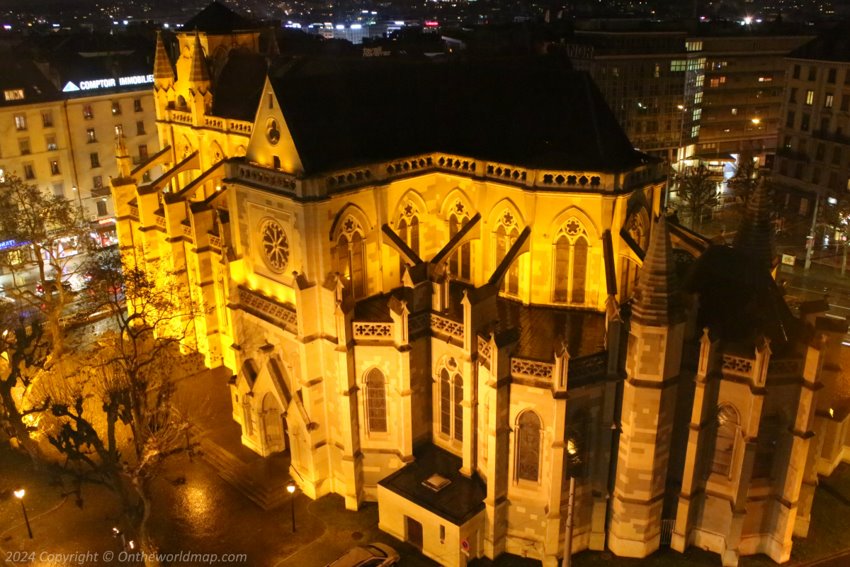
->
[[352, 322, 394, 342]]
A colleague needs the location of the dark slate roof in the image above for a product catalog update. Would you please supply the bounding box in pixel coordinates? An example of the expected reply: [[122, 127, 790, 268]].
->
[[211, 49, 268, 121], [0, 56, 60, 107], [685, 245, 799, 351], [732, 180, 776, 273], [182, 1, 261, 34], [789, 26, 850, 62], [488, 301, 606, 361], [378, 444, 486, 525], [269, 56, 650, 174]]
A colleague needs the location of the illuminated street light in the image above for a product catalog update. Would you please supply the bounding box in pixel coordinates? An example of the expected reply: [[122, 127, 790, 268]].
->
[[13, 488, 33, 539], [286, 481, 297, 532], [751, 117, 761, 125]]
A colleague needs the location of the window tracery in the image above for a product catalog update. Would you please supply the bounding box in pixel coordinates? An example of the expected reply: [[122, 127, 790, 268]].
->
[[517, 410, 542, 482], [438, 358, 463, 442], [553, 217, 589, 304]]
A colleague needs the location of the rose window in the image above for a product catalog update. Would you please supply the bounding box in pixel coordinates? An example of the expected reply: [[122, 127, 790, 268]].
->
[[260, 219, 289, 273]]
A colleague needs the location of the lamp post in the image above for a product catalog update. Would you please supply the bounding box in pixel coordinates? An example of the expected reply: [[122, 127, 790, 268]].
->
[[562, 438, 579, 567], [13, 488, 33, 539], [286, 481, 297, 532]]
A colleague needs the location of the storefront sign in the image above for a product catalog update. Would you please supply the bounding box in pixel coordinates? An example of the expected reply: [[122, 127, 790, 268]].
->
[[62, 74, 154, 93]]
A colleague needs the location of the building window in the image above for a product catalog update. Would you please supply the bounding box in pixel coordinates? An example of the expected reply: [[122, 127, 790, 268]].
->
[[833, 147, 842, 165], [133, 98, 142, 112], [516, 410, 542, 482], [365, 369, 387, 434], [808, 67, 816, 81], [42, 111, 53, 128], [52, 182, 63, 197], [111, 101, 121, 115], [552, 218, 589, 304], [86, 128, 97, 143], [93, 175, 103, 189], [449, 207, 472, 281], [397, 204, 420, 277], [495, 211, 521, 296], [842, 97, 850, 112], [806, 90, 814, 106], [139, 144, 148, 160], [789, 88, 797, 103], [758, 76, 772, 83], [826, 94, 834, 109], [711, 405, 739, 477], [801, 114, 810, 132], [49, 159, 60, 175], [90, 152, 100, 168], [709, 76, 726, 88], [335, 221, 365, 299], [793, 64, 800, 79], [3, 89, 24, 101], [114, 124, 123, 137], [45, 135, 57, 151], [136, 120, 145, 136], [786, 110, 796, 128], [829, 68, 837, 83], [694, 91, 703, 105], [14, 114, 26, 131], [438, 358, 463, 442], [731, 107, 738, 116], [18, 138, 30, 155], [23, 163, 34, 180], [96, 199, 108, 217], [83, 105, 93, 120]]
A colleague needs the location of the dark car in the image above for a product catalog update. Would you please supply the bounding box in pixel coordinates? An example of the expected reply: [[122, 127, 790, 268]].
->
[[325, 543, 399, 567], [36, 279, 72, 295]]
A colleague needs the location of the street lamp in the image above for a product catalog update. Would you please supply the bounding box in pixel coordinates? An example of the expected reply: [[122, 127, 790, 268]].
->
[[562, 438, 580, 567], [13, 488, 33, 539], [286, 481, 297, 532]]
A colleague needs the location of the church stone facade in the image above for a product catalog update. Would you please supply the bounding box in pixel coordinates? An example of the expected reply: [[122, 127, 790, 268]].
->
[[111, 5, 849, 567]]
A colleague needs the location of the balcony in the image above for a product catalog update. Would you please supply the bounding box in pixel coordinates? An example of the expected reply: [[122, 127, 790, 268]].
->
[[813, 129, 850, 145]]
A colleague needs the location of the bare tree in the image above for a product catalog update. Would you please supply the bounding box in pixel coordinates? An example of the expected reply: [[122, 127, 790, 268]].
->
[[727, 151, 760, 207], [0, 173, 89, 354], [674, 163, 720, 230], [31, 251, 205, 561]]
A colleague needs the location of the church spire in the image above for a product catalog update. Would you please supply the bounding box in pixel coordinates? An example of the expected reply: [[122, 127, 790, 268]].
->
[[153, 31, 174, 85], [189, 32, 210, 87], [631, 216, 683, 326], [733, 178, 775, 273]]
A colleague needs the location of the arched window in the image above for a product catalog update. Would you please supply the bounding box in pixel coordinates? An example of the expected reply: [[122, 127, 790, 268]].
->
[[397, 209, 420, 277], [438, 358, 463, 442], [712, 405, 739, 476], [449, 210, 471, 281], [517, 411, 542, 482], [365, 369, 387, 434], [335, 224, 366, 299], [495, 211, 520, 295], [552, 218, 590, 305]]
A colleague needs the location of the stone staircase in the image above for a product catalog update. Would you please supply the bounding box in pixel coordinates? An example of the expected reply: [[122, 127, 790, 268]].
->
[[195, 424, 292, 510]]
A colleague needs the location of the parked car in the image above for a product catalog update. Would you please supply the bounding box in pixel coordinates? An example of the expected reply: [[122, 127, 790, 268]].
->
[[36, 279, 72, 295], [325, 543, 399, 567]]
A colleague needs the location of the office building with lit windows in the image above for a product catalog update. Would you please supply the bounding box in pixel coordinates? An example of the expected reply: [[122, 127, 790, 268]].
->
[[113, 4, 850, 567], [0, 36, 159, 252], [772, 29, 850, 218]]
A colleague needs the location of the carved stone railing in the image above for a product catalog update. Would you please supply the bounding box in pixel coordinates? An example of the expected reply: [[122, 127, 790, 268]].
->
[[237, 287, 298, 334], [170, 110, 192, 125], [408, 312, 430, 337], [181, 223, 193, 239], [537, 171, 603, 189], [485, 162, 528, 183], [204, 116, 224, 129], [227, 119, 253, 135], [155, 214, 166, 229], [511, 358, 555, 382], [477, 336, 492, 363], [722, 354, 753, 377], [352, 321, 394, 342], [430, 313, 464, 342], [568, 352, 608, 384], [128, 204, 139, 219], [209, 234, 223, 250], [237, 163, 297, 193]]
